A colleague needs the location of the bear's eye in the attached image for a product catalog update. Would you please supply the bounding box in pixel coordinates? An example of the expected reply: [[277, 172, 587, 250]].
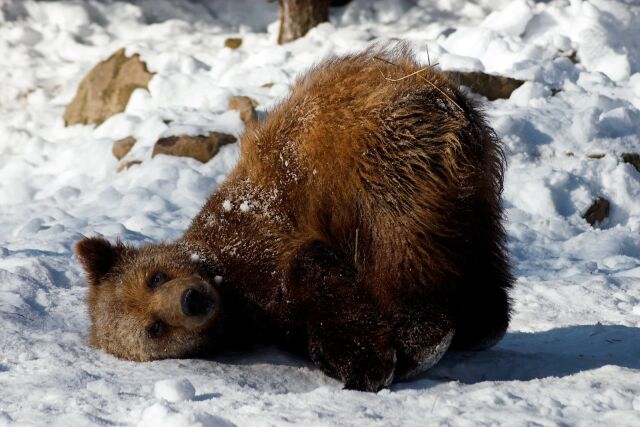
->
[[147, 272, 168, 289], [147, 320, 166, 338]]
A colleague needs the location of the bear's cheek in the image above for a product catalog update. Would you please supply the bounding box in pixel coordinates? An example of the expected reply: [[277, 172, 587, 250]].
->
[[91, 309, 148, 360], [87, 286, 150, 361]]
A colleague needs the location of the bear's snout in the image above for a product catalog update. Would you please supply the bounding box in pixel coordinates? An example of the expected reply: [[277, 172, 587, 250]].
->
[[149, 275, 220, 330], [181, 288, 215, 317]]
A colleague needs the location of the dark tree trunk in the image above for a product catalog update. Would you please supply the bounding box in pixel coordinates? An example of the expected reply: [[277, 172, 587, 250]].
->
[[278, 0, 331, 44]]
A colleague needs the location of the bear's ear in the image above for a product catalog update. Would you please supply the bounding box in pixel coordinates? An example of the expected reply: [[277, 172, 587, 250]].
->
[[75, 237, 124, 286]]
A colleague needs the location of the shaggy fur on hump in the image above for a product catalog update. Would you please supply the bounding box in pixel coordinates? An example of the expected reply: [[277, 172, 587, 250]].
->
[[182, 46, 513, 386]]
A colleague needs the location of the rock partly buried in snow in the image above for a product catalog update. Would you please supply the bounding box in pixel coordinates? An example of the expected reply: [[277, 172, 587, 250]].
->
[[621, 152, 640, 172], [152, 132, 237, 163], [224, 38, 242, 49], [112, 136, 136, 160], [64, 48, 153, 126], [228, 95, 258, 123], [153, 378, 196, 403], [582, 197, 610, 226], [444, 71, 525, 101], [117, 160, 142, 173]]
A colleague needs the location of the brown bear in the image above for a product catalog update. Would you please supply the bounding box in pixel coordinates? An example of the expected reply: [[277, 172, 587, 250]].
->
[[76, 47, 513, 392]]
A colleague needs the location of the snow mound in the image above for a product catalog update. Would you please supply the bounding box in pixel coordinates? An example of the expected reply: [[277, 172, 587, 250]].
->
[[154, 378, 196, 403]]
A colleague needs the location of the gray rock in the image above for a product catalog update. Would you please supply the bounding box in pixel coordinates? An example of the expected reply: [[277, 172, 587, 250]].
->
[[582, 197, 610, 226], [112, 136, 136, 160], [117, 160, 142, 173], [152, 132, 237, 163], [228, 95, 259, 123], [444, 71, 525, 101], [64, 48, 153, 126], [621, 153, 640, 173], [224, 38, 243, 49]]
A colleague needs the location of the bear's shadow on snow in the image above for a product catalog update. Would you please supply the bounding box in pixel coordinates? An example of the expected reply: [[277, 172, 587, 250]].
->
[[395, 323, 640, 390], [212, 346, 315, 370], [203, 324, 640, 391]]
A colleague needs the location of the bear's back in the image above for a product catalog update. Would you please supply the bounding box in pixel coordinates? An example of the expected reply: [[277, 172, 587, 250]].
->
[[235, 49, 506, 306]]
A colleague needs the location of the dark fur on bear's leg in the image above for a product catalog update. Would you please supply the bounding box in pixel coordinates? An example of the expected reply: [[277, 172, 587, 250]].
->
[[307, 322, 396, 392], [449, 196, 514, 351], [286, 240, 397, 391], [392, 301, 455, 379], [451, 284, 511, 351]]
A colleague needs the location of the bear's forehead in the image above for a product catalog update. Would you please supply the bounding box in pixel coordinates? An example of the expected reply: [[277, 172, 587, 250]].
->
[[127, 248, 189, 268]]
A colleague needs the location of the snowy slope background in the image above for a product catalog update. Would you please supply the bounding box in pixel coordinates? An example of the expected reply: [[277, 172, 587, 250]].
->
[[1, 0, 639, 425]]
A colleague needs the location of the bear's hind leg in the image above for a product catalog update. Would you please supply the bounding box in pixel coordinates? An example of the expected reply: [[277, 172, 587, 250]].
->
[[286, 240, 397, 392], [392, 300, 455, 379], [306, 315, 397, 391], [450, 283, 511, 351]]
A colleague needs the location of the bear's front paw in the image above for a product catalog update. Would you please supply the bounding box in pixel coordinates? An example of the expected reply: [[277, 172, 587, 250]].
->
[[308, 331, 397, 392], [342, 346, 397, 392]]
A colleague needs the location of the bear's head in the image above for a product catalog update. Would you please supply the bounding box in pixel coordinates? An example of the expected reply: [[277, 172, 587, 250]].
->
[[75, 237, 221, 361]]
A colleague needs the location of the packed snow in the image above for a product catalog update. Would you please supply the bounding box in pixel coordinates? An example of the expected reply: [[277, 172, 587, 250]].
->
[[1, 0, 639, 425]]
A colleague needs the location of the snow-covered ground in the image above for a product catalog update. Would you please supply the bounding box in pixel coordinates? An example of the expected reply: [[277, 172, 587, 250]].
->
[[1, 0, 639, 425]]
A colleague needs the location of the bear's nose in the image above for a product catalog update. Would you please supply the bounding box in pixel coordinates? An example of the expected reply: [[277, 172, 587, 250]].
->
[[181, 288, 214, 317]]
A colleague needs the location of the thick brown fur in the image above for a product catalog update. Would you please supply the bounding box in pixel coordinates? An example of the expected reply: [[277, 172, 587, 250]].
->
[[76, 47, 513, 392]]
